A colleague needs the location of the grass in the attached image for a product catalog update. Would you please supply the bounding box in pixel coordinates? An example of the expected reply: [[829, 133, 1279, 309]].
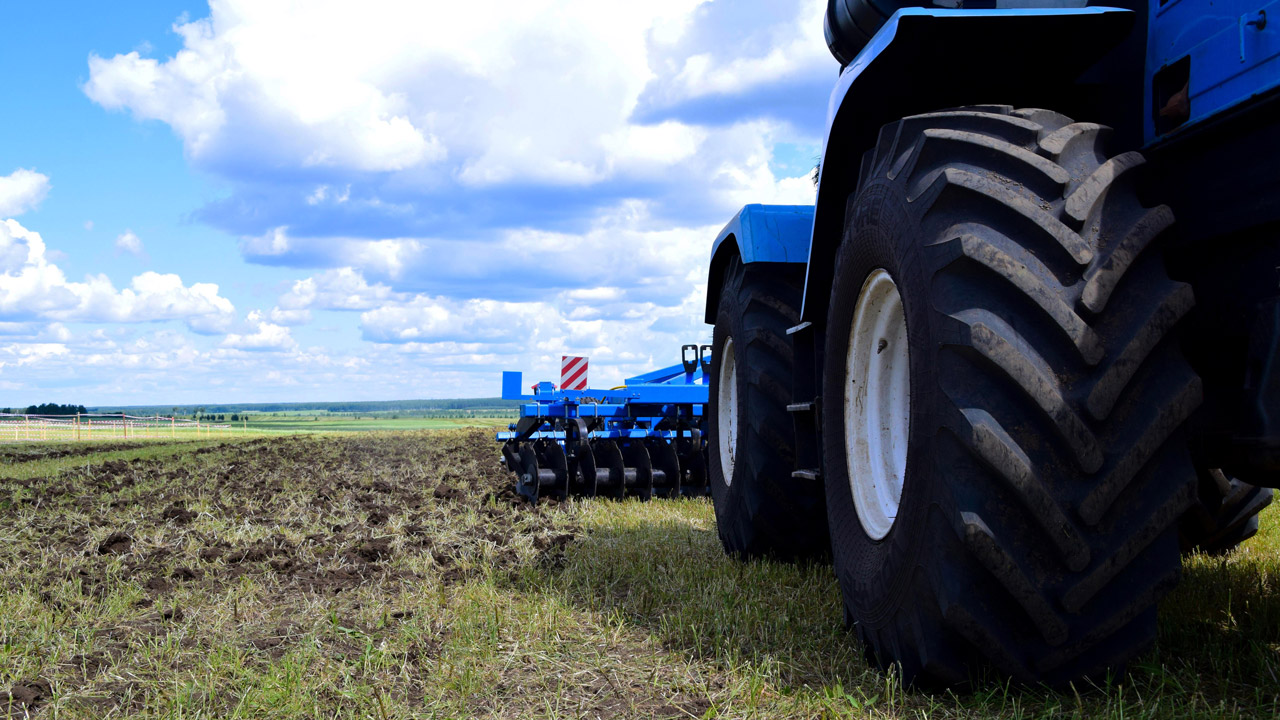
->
[[0, 413, 508, 441], [0, 430, 1276, 718], [239, 415, 510, 433]]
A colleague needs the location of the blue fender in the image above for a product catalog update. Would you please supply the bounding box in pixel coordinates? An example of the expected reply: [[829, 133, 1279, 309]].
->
[[704, 204, 814, 324], [799, 6, 1137, 324]]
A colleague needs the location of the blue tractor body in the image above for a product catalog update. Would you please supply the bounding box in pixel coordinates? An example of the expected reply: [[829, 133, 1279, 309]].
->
[[494, 1, 1278, 686], [699, 1, 1280, 687], [796, 4, 1280, 324], [1147, 0, 1280, 142], [705, 204, 814, 323]]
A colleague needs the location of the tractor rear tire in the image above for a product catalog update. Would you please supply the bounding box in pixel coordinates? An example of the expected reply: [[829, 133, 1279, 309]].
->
[[1180, 468, 1273, 555], [710, 256, 829, 560], [822, 106, 1200, 686]]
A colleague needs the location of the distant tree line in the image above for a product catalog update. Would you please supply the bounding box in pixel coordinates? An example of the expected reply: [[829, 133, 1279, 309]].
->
[[173, 407, 244, 423], [1, 403, 88, 416], [89, 397, 523, 416]]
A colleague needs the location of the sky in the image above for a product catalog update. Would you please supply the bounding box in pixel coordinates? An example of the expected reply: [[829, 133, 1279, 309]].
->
[[0, 0, 832, 406]]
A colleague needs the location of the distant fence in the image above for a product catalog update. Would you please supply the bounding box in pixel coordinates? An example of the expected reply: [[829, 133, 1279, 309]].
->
[[0, 413, 234, 443]]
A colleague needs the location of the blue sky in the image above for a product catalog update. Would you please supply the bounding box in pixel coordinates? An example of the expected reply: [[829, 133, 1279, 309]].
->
[[0, 0, 829, 406]]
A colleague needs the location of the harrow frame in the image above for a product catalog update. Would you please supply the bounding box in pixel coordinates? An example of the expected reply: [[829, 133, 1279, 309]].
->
[[497, 345, 712, 501]]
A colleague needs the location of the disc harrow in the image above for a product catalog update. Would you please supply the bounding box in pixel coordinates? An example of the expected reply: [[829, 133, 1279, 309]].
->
[[497, 345, 711, 502]]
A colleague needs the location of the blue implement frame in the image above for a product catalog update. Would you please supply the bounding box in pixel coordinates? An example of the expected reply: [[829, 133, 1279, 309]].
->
[[496, 345, 712, 501]]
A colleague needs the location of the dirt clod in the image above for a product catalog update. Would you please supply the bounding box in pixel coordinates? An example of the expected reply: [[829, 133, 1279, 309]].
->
[[97, 532, 132, 555], [533, 533, 574, 551], [349, 539, 391, 563], [433, 484, 464, 501], [161, 503, 196, 524], [144, 577, 172, 592], [1, 679, 51, 711]]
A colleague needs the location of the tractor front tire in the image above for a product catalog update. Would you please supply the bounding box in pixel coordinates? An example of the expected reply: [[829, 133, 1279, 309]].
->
[[822, 106, 1200, 685], [709, 256, 829, 561]]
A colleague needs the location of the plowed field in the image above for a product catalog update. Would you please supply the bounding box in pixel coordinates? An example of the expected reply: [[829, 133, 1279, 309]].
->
[[1, 430, 1276, 719]]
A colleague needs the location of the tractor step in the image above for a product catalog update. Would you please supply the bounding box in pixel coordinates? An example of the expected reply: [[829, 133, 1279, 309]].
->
[[792, 468, 822, 481]]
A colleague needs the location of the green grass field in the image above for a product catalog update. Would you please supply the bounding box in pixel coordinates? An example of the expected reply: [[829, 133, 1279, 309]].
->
[[1, 430, 1275, 718], [238, 415, 509, 433]]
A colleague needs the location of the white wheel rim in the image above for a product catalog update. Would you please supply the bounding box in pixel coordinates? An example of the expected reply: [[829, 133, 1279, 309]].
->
[[717, 336, 738, 485], [845, 269, 910, 540]]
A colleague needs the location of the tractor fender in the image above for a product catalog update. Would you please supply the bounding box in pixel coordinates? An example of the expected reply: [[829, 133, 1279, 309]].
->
[[800, 6, 1137, 324], [705, 204, 815, 324]]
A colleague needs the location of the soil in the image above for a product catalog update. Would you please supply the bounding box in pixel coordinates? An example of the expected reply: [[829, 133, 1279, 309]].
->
[[1, 679, 51, 715], [97, 532, 132, 555], [0, 441, 155, 464], [0, 430, 582, 716]]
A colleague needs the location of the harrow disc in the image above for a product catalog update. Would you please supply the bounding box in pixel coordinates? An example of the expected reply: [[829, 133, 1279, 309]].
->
[[571, 439, 598, 497], [594, 440, 628, 499], [622, 441, 654, 500], [650, 438, 682, 498], [537, 440, 570, 501], [516, 443, 541, 502], [678, 440, 709, 497], [505, 432, 709, 501]]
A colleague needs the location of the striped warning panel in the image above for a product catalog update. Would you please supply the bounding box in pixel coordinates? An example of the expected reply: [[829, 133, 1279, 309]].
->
[[561, 356, 588, 391]]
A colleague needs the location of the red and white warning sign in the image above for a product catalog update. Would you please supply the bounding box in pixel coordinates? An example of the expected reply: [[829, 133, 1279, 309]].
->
[[561, 356, 588, 391]]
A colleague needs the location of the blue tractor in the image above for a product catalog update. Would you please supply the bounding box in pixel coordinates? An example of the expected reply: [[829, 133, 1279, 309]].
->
[[704, 0, 1278, 685]]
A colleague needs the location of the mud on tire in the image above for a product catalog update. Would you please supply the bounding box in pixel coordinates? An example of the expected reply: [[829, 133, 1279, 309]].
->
[[710, 256, 829, 560], [822, 105, 1201, 685]]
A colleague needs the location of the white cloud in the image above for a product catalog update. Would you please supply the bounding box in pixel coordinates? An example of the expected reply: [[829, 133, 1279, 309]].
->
[[268, 307, 311, 325], [361, 296, 551, 344], [239, 201, 723, 301], [0, 219, 235, 332], [221, 310, 296, 351], [277, 267, 402, 312], [82, 1, 741, 187], [0, 325, 517, 404], [670, 0, 827, 99], [0, 342, 68, 368], [304, 185, 349, 206], [358, 282, 711, 389], [0, 322, 71, 343], [267, 266, 405, 325], [85, 1, 827, 295], [0, 169, 51, 218], [114, 229, 145, 257], [240, 226, 291, 256], [30, 0, 843, 405]]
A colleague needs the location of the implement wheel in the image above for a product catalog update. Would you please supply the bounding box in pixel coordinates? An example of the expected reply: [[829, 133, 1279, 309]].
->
[[709, 256, 829, 560], [822, 106, 1200, 685]]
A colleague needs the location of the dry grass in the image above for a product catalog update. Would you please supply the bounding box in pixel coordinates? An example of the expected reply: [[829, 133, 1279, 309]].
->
[[1, 430, 1276, 718]]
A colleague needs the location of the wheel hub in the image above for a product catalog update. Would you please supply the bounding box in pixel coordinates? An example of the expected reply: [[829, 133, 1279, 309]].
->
[[717, 336, 738, 485], [845, 269, 910, 540]]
